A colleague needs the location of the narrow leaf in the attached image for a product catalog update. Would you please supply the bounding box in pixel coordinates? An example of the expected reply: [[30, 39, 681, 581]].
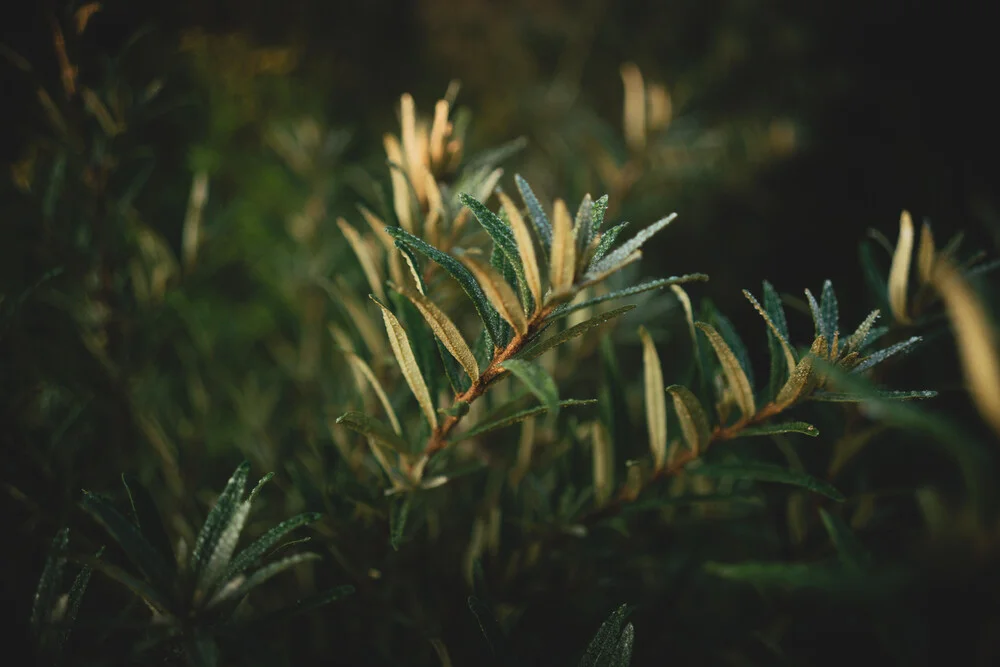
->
[[80, 492, 173, 591], [458, 253, 528, 336], [737, 422, 819, 437], [227, 513, 322, 579], [343, 351, 403, 434], [121, 474, 175, 570], [851, 336, 922, 374], [888, 210, 915, 323], [197, 501, 251, 596], [337, 217, 385, 301], [591, 194, 610, 235], [32, 528, 69, 635], [743, 288, 795, 373], [190, 462, 250, 580], [515, 174, 552, 249], [461, 193, 529, 302], [696, 322, 756, 418], [499, 191, 542, 313], [206, 553, 320, 610], [387, 227, 499, 345], [390, 494, 411, 551], [500, 359, 560, 419], [843, 310, 881, 355], [774, 336, 826, 406], [372, 296, 439, 429], [335, 411, 410, 453], [666, 385, 711, 453], [550, 198, 577, 294], [639, 327, 667, 469], [522, 304, 636, 361], [810, 390, 938, 402], [453, 399, 596, 442], [575, 194, 595, 256], [588, 214, 677, 277], [468, 596, 508, 661], [589, 222, 629, 269], [713, 311, 755, 390], [819, 508, 870, 571], [579, 603, 630, 667], [689, 462, 845, 501], [820, 280, 839, 351], [395, 285, 479, 382], [549, 275, 708, 321]]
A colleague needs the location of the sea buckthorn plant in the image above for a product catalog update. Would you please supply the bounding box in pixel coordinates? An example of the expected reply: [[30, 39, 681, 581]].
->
[[9, 9, 1000, 667]]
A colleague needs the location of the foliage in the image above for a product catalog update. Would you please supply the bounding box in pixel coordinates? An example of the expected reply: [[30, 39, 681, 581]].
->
[[5, 5, 1000, 667]]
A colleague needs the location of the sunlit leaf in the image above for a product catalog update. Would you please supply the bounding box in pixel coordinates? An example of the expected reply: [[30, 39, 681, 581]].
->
[[550, 198, 577, 295], [458, 252, 528, 336], [589, 222, 629, 269], [371, 296, 439, 429], [390, 494, 411, 551], [639, 326, 667, 469], [394, 285, 479, 383], [499, 191, 542, 313], [696, 322, 756, 418], [888, 210, 915, 323]]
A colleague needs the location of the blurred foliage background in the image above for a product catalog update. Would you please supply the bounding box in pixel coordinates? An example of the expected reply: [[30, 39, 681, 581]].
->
[[3, 1, 999, 665]]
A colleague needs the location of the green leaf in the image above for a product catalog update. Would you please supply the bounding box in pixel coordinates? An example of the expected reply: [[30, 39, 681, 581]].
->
[[335, 411, 411, 453], [121, 474, 175, 572], [388, 290, 443, 406], [80, 491, 174, 591], [387, 227, 500, 345], [81, 556, 172, 614], [468, 595, 509, 662], [226, 512, 322, 580], [579, 603, 632, 667], [588, 214, 677, 276], [390, 494, 411, 551], [666, 385, 711, 452], [851, 336, 922, 374], [763, 281, 791, 341], [548, 275, 709, 321], [453, 399, 597, 442], [689, 462, 845, 501], [522, 304, 637, 361], [190, 462, 251, 581], [820, 280, 839, 353], [588, 222, 629, 269], [515, 174, 552, 249], [461, 193, 528, 310], [238, 585, 355, 631], [499, 359, 560, 419], [819, 508, 870, 571], [56, 546, 100, 653], [810, 390, 937, 402], [31, 528, 69, 636], [206, 553, 321, 610], [704, 560, 846, 589], [591, 194, 610, 235], [737, 422, 819, 437], [575, 194, 595, 256]]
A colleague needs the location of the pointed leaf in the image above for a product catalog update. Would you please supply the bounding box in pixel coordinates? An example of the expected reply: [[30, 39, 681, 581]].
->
[[589, 222, 629, 269], [336, 411, 410, 453], [843, 310, 881, 355], [80, 492, 174, 591], [32, 528, 69, 635], [591, 195, 610, 235], [453, 399, 597, 442], [575, 194, 595, 257], [522, 304, 636, 361], [395, 285, 480, 382], [239, 585, 355, 630], [468, 596, 508, 661], [689, 462, 845, 501], [774, 336, 826, 406], [81, 557, 171, 614], [810, 390, 938, 402], [499, 191, 542, 313], [121, 474, 175, 571], [851, 336, 922, 374], [227, 513, 322, 580], [713, 311, 755, 390], [888, 210, 915, 323], [206, 553, 320, 610], [550, 198, 578, 294], [515, 174, 552, 249], [588, 214, 677, 277], [820, 280, 839, 353], [666, 385, 711, 453], [372, 296, 439, 429], [743, 287, 795, 373], [389, 494, 411, 551], [56, 546, 98, 652], [386, 227, 500, 345], [337, 217, 385, 301], [549, 275, 708, 321], [696, 322, 756, 418], [458, 253, 528, 336], [190, 462, 250, 580], [197, 501, 251, 596], [461, 193, 530, 304], [343, 352, 403, 434], [639, 327, 667, 468], [737, 422, 819, 437], [704, 561, 845, 589], [579, 603, 630, 667], [500, 359, 559, 418]]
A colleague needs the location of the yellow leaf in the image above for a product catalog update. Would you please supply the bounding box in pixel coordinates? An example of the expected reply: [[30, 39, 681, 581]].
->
[[620, 62, 646, 152], [888, 210, 915, 323], [741, 289, 796, 374], [696, 322, 756, 419], [671, 284, 701, 375], [459, 253, 528, 336], [394, 284, 480, 383], [549, 198, 577, 296], [371, 297, 439, 429], [639, 326, 667, 469], [358, 205, 395, 252], [399, 93, 425, 203], [930, 258, 1000, 437], [917, 221, 936, 283], [337, 217, 385, 301], [591, 421, 614, 506], [383, 134, 413, 233], [424, 170, 444, 248], [429, 99, 450, 169], [343, 351, 403, 435], [499, 191, 542, 313], [666, 385, 711, 455], [646, 82, 672, 133], [775, 336, 827, 407]]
